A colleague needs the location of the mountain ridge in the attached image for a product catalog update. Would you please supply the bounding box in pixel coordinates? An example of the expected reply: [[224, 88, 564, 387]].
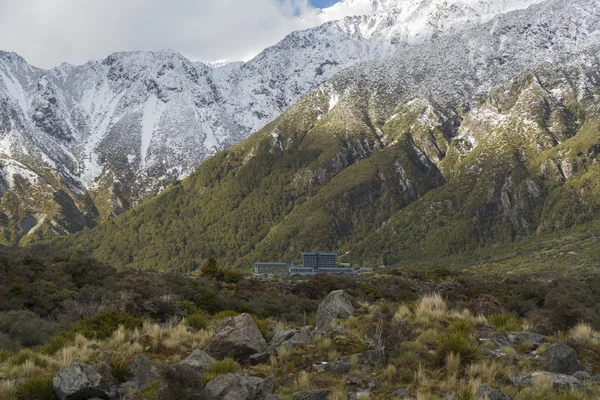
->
[[38, 0, 600, 272]]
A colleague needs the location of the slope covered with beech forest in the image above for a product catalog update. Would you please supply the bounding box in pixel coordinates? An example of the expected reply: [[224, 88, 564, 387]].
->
[[40, 0, 600, 272]]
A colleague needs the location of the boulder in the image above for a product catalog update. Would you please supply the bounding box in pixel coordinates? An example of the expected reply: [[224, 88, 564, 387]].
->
[[315, 290, 354, 332], [328, 361, 353, 375], [544, 344, 579, 375], [328, 351, 378, 374], [128, 356, 157, 390], [293, 389, 333, 400], [476, 385, 509, 400], [267, 327, 312, 352], [507, 332, 547, 348], [179, 349, 216, 373], [510, 371, 586, 391], [391, 388, 411, 398], [200, 373, 274, 400], [204, 313, 267, 362], [53, 363, 109, 400]]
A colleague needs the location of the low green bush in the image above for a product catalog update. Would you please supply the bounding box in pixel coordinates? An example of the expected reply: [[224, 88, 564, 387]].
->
[[71, 310, 143, 340], [185, 313, 210, 331]]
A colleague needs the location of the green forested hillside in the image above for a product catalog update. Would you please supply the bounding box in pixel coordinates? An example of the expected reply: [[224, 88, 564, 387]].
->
[[34, 62, 600, 274]]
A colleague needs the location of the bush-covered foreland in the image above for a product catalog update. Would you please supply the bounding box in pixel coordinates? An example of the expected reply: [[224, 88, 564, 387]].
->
[[2, 247, 600, 399]]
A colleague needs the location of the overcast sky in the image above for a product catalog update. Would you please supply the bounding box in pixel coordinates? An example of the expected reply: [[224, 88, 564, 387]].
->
[[0, 0, 341, 69]]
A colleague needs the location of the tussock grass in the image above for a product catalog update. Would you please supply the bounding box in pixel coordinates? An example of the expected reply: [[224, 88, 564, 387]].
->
[[0, 379, 16, 399], [203, 358, 239, 383], [488, 314, 520, 332], [415, 293, 447, 323], [15, 376, 55, 400], [294, 371, 310, 391]]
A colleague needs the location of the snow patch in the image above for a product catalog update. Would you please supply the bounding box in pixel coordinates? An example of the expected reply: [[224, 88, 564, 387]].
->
[[141, 94, 164, 165]]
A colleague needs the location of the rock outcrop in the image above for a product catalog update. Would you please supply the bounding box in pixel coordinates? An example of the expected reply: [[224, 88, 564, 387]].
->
[[315, 290, 355, 332], [476, 385, 509, 400], [293, 389, 333, 400], [179, 349, 216, 373], [204, 313, 267, 362], [544, 344, 580, 375], [200, 373, 274, 400], [510, 371, 586, 391], [53, 363, 108, 400]]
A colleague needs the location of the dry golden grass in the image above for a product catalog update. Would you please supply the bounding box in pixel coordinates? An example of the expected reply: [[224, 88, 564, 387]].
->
[[415, 293, 447, 324], [467, 360, 501, 384], [0, 379, 15, 399], [570, 323, 596, 344], [445, 352, 461, 381], [295, 371, 310, 391]]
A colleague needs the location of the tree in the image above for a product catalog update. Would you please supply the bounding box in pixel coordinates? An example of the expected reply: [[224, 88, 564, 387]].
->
[[200, 257, 223, 280]]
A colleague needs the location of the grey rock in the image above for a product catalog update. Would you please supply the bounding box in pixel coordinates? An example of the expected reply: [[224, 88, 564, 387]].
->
[[510, 371, 586, 391], [204, 313, 267, 362], [507, 332, 547, 348], [128, 356, 157, 390], [476, 384, 509, 400], [53, 363, 109, 400], [329, 361, 353, 374], [267, 327, 312, 352], [591, 375, 600, 382], [293, 389, 333, 400], [443, 392, 457, 400], [392, 388, 410, 398], [200, 373, 274, 400], [315, 290, 354, 332], [544, 344, 579, 375], [574, 371, 591, 380], [179, 349, 216, 372], [249, 352, 271, 365]]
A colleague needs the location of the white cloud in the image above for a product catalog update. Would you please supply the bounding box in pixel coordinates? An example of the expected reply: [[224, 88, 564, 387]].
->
[[0, 0, 319, 69]]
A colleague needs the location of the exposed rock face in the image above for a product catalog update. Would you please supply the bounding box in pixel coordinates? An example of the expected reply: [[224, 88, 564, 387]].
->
[[128, 356, 157, 389], [510, 371, 586, 391], [179, 349, 215, 373], [476, 385, 509, 400], [315, 290, 355, 332], [204, 313, 267, 361], [200, 373, 274, 400], [508, 332, 547, 348], [52, 363, 108, 400], [293, 389, 333, 400], [544, 344, 580, 375], [267, 327, 312, 352]]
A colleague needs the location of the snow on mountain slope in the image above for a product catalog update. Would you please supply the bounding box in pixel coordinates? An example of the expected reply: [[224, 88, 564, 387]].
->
[[0, 0, 552, 243]]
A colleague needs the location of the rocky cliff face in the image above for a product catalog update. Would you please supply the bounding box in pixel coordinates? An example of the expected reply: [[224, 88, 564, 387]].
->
[[0, 0, 545, 244]]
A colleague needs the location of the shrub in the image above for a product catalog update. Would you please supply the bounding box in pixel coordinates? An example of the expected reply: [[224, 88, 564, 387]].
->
[[200, 257, 223, 280], [213, 310, 238, 320], [488, 313, 520, 332], [203, 358, 239, 383], [185, 313, 210, 331], [71, 310, 143, 340], [223, 270, 243, 284], [425, 267, 455, 281], [0, 349, 12, 363], [15, 376, 55, 400], [435, 332, 479, 366]]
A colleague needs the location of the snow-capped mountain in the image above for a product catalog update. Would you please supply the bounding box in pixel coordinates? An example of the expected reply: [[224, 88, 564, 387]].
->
[[0, 0, 550, 243]]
